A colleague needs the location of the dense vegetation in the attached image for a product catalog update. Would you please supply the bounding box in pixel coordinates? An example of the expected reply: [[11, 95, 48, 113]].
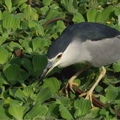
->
[[0, 0, 120, 119]]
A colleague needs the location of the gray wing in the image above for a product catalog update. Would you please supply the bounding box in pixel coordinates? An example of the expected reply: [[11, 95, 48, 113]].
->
[[85, 35, 120, 67]]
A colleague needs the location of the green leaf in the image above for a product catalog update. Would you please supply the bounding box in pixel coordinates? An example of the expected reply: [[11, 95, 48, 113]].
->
[[0, 10, 2, 20], [74, 98, 91, 118], [84, 107, 100, 119], [46, 9, 62, 21], [42, 0, 53, 6], [89, 0, 99, 8], [115, 7, 120, 16], [96, 6, 113, 22], [23, 5, 38, 21], [112, 61, 120, 72], [59, 104, 74, 119], [28, 21, 37, 28], [32, 37, 51, 51], [73, 13, 85, 23], [14, 88, 26, 100], [32, 55, 47, 76], [9, 41, 23, 49], [42, 77, 61, 93], [3, 64, 20, 84], [35, 24, 44, 36], [16, 0, 27, 7], [49, 103, 59, 118], [8, 100, 24, 119], [61, 0, 78, 15], [25, 102, 48, 119], [3, 14, 20, 30], [23, 86, 33, 97], [9, 88, 26, 101], [0, 105, 10, 119], [2, 11, 11, 19], [0, 36, 6, 45], [105, 85, 118, 103], [19, 39, 32, 53], [0, 47, 9, 64], [21, 58, 33, 72], [37, 87, 52, 104], [28, 21, 45, 36], [87, 9, 99, 22], [5, 0, 12, 11]]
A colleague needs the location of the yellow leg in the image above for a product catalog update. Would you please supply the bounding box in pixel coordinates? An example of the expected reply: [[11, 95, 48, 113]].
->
[[65, 65, 89, 97], [80, 66, 106, 103]]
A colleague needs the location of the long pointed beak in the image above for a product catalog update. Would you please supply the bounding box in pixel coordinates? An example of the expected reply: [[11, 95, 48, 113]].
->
[[39, 61, 55, 81]]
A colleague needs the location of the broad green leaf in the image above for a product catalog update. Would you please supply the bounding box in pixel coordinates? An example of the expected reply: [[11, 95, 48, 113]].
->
[[37, 87, 52, 104], [61, 0, 78, 15], [56, 97, 71, 107], [96, 6, 113, 22], [49, 103, 59, 118], [105, 85, 118, 102], [89, 0, 99, 8], [100, 95, 107, 103], [3, 64, 20, 84], [25, 102, 48, 119], [22, 86, 36, 100], [2, 11, 11, 19], [42, 77, 61, 93], [9, 41, 23, 49], [0, 10, 2, 20], [28, 21, 44, 36], [28, 21, 37, 28], [23, 5, 38, 21], [39, 6, 49, 15], [32, 55, 47, 76], [23, 86, 33, 96], [84, 107, 100, 119], [8, 100, 25, 119], [113, 61, 120, 72], [9, 88, 26, 101], [42, 0, 53, 6], [59, 104, 74, 119], [0, 36, 6, 45], [5, 0, 12, 11], [0, 47, 9, 64], [46, 9, 62, 21], [21, 20, 28, 29], [15, 0, 27, 7], [0, 73, 5, 86], [0, 105, 10, 119], [19, 39, 32, 53], [3, 14, 20, 30], [35, 24, 44, 36], [56, 21, 66, 31], [73, 13, 85, 23], [115, 7, 120, 16], [21, 58, 33, 72], [74, 98, 91, 118], [14, 88, 26, 99], [87, 9, 99, 22], [32, 37, 51, 51]]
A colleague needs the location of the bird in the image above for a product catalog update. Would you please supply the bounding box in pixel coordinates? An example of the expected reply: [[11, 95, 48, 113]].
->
[[40, 22, 120, 103]]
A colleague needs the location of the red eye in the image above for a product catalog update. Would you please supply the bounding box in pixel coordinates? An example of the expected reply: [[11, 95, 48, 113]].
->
[[57, 54, 62, 59]]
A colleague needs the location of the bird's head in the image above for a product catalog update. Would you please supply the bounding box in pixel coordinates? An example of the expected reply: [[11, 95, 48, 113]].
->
[[40, 39, 89, 80], [40, 52, 63, 79]]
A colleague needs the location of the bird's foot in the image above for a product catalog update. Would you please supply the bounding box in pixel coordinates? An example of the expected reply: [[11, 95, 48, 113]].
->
[[79, 91, 94, 107], [59, 81, 79, 97], [65, 81, 79, 97], [65, 81, 79, 92]]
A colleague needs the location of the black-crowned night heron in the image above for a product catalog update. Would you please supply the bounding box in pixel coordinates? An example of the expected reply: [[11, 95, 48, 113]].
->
[[40, 22, 120, 102]]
